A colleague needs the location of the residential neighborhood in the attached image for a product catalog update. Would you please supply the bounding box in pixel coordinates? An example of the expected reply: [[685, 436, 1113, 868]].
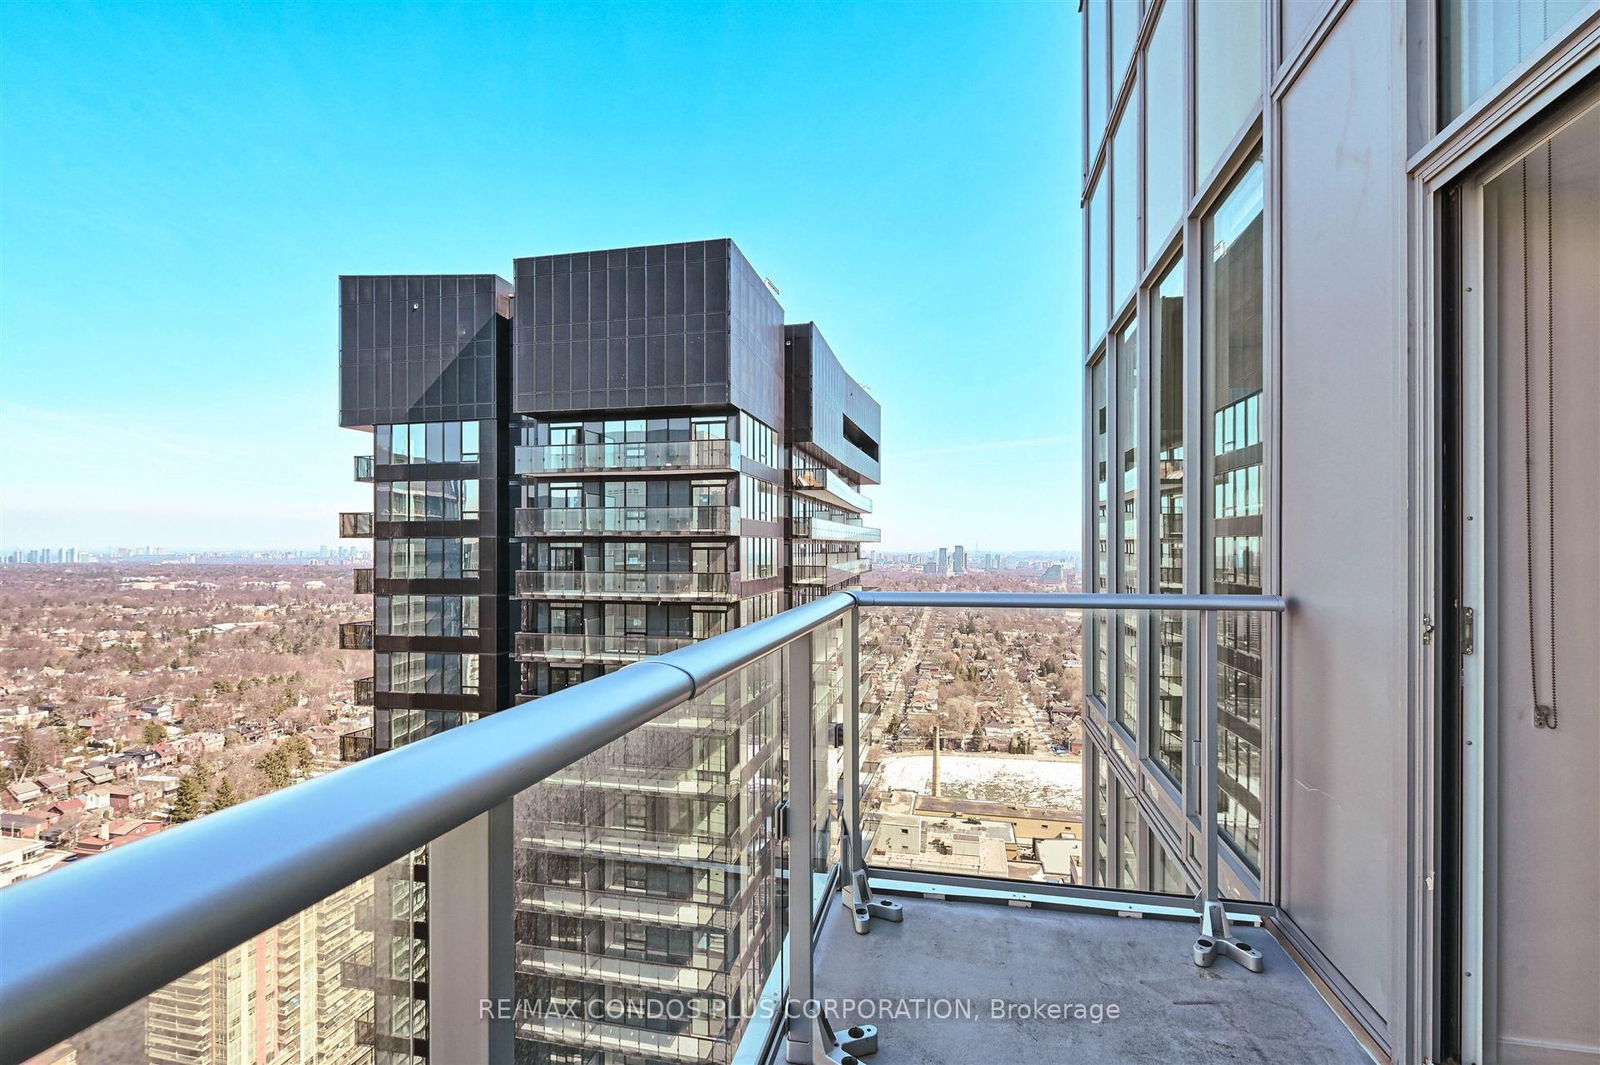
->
[[0, 564, 372, 885]]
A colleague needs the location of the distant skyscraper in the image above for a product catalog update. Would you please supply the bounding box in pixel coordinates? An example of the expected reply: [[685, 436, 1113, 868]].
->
[[937, 546, 949, 576], [952, 544, 966, 575]]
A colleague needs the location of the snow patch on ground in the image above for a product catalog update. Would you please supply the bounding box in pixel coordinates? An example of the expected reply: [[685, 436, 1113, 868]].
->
[[879, 755, 1083, 810]]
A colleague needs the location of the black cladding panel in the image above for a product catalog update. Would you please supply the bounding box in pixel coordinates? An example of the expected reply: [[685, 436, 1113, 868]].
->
[[511, 240, 784, 429], [784, 323, 881, 485], [338, 274, 512, 429]]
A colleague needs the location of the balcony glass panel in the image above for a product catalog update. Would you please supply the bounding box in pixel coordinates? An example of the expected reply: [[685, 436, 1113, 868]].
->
[[354, 454, 375, 481], [338, 512, 374, 538], [857, 606, 1088, 887], [512, 644, 789, 1065], [33, 872, 396, 1065]]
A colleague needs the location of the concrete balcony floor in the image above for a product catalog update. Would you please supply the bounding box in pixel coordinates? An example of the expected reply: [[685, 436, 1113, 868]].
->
[[813, 894, 1372, 1065]]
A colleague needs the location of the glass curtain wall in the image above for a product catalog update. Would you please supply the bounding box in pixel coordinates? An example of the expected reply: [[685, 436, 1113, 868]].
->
[[1082, 0, 1270, 892]]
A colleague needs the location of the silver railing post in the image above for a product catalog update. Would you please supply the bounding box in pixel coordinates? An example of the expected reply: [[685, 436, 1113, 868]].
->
[[838, 602, 902, 935], [785, 625, 881, 1065], [784, 629, 817, 1064], [427, 799, 515, 1064], [1193, 609, 1264, 973], [845, 604, 864, 873], [1202, 608, 1221, 904]]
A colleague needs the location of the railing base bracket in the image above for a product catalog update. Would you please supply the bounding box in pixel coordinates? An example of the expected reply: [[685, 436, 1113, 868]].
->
[[840, 825, 903, 934], [1192, 898, 1264, 973], [787, 1011, 879, 1063]]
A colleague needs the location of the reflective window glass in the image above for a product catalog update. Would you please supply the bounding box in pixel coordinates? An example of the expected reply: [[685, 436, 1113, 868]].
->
[[1203, 157, 1266, 871], [1116, 320, 1139, 736], [1441, 0, 1590, 121], [1087, 0, 1109, 148], [1111, 0, 1139, 88], [1089, 177, 1110, 343], [1113, 93, 1140, 307], [1152, 259, 1186, 785], [1195, 0, 1262, 186], [1144, 0, 1183, 256]]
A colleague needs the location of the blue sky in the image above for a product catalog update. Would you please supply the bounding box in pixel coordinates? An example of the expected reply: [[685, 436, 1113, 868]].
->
[[0, 1, 1083, 553]]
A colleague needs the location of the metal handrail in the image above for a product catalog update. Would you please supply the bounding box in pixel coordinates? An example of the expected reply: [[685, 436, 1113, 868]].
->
[[851, 590, 1288, 612], [0, 589, 1286, 1063], [0, 592, 855, 1063]]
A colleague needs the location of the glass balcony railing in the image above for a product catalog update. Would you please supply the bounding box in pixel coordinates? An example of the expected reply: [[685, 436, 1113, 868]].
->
[[515, 569, 733, 599], [353, 676, 375, 706], [3, 590, 1353, 1065], [338, 511, 373, 538], [337, 621, 374, 650], [515, 439, 736, 475], [354, 455, 375, 482], [792, 514, 882, 542], [791, 558, 871, 587], [514, 631, 697, 661], [339, 726, 374, 763], [792, 467, 873, 513], [515, 506, 734, 537], [353, 567, 374, 594]]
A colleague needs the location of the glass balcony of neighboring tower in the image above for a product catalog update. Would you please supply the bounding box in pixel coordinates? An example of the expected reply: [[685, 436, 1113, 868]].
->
[[512, 631, 697, 662], [354, 455, 375, 482], [792, 514, 882, 542], [338, 726, 373, 763], [790, 557, 871, 586], [338, 511, 374, 538], [514, 506, 735, 537], [515, 569, 734, 600], [792, 467, 874, 513], [353, 567, 374, 594], [514, 439, 737, 476], [337, 621, 374, 650], [353, 676, 375, 706]]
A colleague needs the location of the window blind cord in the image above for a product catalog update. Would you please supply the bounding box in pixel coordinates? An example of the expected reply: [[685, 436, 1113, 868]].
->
[[1519, 149, 1560, 731]]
